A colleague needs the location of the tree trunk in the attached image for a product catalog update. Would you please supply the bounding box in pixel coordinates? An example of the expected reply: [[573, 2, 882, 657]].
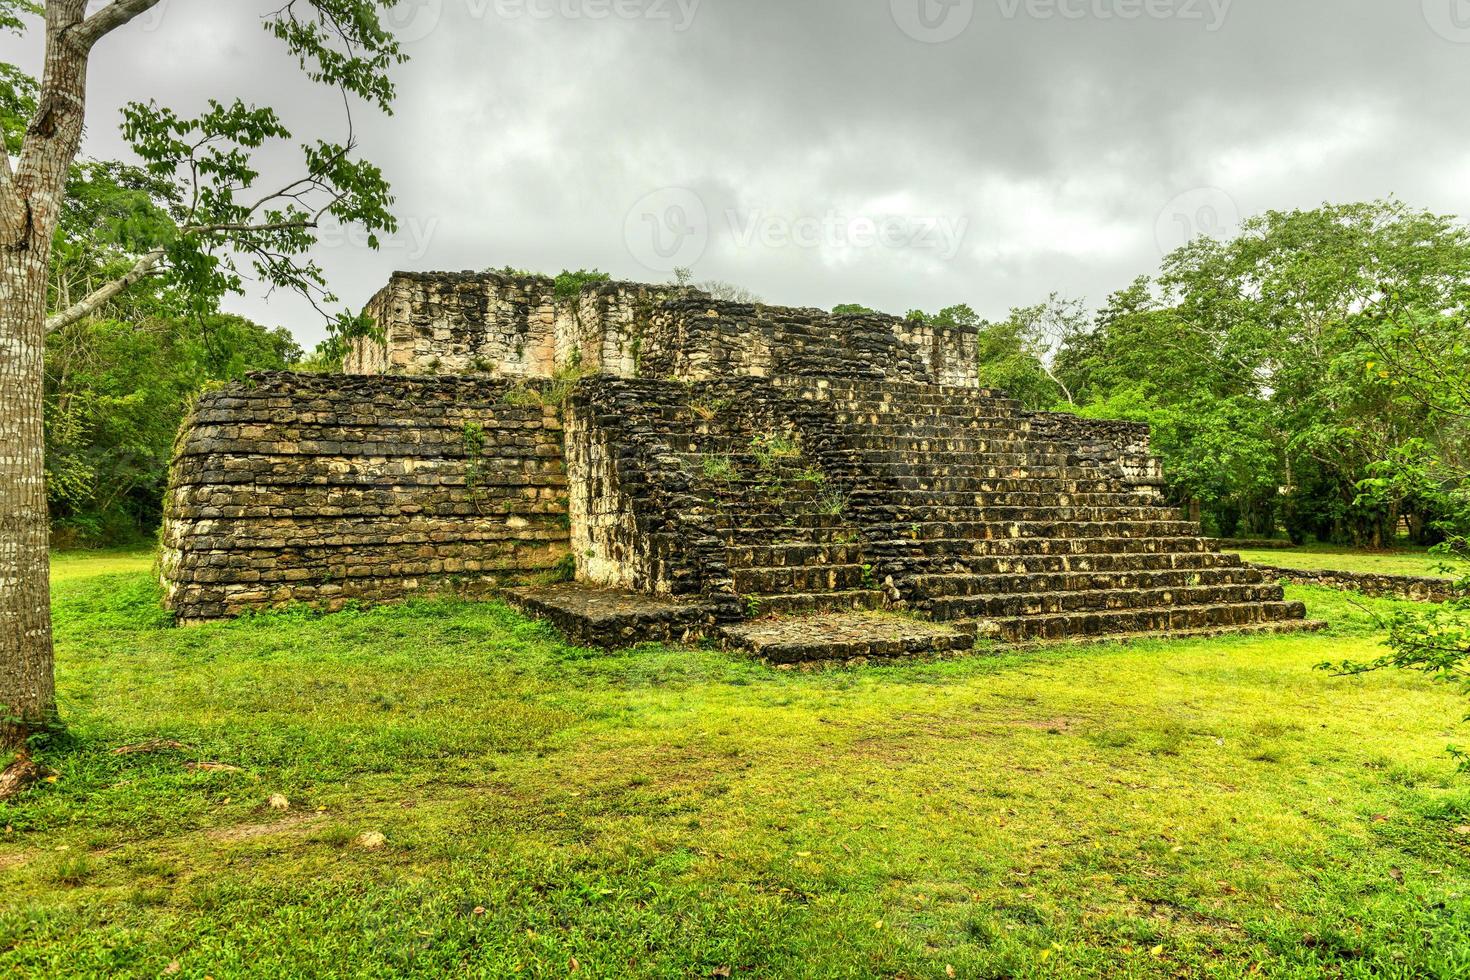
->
[[0, 0, 93, 751], [0, 245, 57, 748]]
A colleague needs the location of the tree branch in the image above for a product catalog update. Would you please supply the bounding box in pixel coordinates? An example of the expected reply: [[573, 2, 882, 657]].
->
[[76, 0, 166, 50], [43, 216, 326, 333], [45, 246, 164, 333]]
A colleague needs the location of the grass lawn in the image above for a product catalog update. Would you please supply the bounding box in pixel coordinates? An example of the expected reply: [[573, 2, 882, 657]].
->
[[1232, 543, 1464, 580], [4, 558, 1470, 977]]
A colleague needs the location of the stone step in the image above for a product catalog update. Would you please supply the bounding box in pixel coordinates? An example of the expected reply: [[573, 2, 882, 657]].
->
[[849, 488, 1161, 508], [505, 584, 722, 649], [911, 566, 1268, 598], [846, 467, 1117, 484], [865, 535, 1217, 559], [843, 437, 1101, 457], [713, 512, 852, 532], [742, 590, 886, 616], [973, 600, 1311, 643], [844, 475, 1129, 494], [732, 563, 871, 594], [721, 612, 976, 664], [858, 504, 1184, 524], [912, 550, 1246, 577], [725, 542, 868, 569], [827, 413, 1035, 431], [926, 583, 1285, 620], [868, 519, 1203, 541]]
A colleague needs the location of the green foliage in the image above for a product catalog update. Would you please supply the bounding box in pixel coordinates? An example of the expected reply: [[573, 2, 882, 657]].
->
[[832, 303, 877, 316], [45, 313, 299, 547], [700, 455, 737, 483], [552, 268, 611, 302], [43, 159, 302, 546], [1060, 202, 1470, 544], [749, 432, 801, 470]]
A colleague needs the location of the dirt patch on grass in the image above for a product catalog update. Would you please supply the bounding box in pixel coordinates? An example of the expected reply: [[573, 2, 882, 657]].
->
[[0, 851, 32, 872], [207, 813, 325, 843], [1004, 716, 1081, 731]]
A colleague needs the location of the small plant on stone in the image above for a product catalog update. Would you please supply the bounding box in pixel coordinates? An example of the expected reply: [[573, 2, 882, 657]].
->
[[689, 395, 731, 421], [819, 490, 849, 517], [745, 596, 763, 618], [861, 564, 876, 589], [545, 358, 587, 407], [796, 466, 826, 487], [463, 421, 489, 514], [701, 455, 737, 482], [749, 432, 801, 470], [500, 384, 544, 408]]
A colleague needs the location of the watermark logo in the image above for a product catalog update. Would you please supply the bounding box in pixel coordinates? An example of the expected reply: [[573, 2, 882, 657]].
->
[[727, 210, 969, 261], [385, 0, 446, 43], [1423, 0, 1470, 42], [383, 0, 702, 44], [997, 0, 1232, 30], [624, 188, 710, 273], [623, 188, 970, 272], [1154, 186, 1239, 254], [891, 0, 976, 43], [317, 214, 441, 262]]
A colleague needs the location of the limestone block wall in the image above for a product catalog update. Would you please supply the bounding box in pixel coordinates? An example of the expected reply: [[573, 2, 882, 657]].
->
[[347, 271, 699, 381], [160, 372, 570, 621], [639, 299, 974, 384], [890, 315, 981, 387], [348, 272, 981, 389], [346, 272, 560, 377]]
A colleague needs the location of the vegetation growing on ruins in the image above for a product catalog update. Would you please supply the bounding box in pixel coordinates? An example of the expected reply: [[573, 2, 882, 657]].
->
[[5, 555, 1470, 976]]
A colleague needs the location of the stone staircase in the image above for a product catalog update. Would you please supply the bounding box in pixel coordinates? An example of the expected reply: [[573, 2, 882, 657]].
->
[[557, 375, 1317, 659], [789, 378, 1311, 644]]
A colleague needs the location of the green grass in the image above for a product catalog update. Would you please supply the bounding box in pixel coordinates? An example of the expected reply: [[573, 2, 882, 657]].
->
[[4, 564, 1470, 976], [47, 547, 155, 583], [1233, 543, 1463, 580]]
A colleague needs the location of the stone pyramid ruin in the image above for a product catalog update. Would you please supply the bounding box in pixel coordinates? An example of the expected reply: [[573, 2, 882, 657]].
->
[[160, 270, 1318, 659]]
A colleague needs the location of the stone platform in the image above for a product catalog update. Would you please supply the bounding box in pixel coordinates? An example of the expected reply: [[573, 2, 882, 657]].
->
[[504, 584, 721, 648], [721, 612, 977, 664]]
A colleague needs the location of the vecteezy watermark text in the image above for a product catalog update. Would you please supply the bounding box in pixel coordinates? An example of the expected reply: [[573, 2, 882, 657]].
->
[[623, 188, 970, 273], [383, 0, 702, 43], [891, 0, 1232, 42], [727, 210, 969, 261]]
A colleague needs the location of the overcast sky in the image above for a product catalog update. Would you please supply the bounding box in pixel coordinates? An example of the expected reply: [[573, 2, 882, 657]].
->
[[7, 0, 1470, 347]]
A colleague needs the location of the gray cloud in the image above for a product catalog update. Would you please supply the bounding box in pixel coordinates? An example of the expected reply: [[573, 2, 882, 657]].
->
[[7, 0, 1468, 345]]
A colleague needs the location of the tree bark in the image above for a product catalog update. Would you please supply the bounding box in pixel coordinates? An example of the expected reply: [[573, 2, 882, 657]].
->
[[0, 246, 56, 748], [0, 0, 92, 750]]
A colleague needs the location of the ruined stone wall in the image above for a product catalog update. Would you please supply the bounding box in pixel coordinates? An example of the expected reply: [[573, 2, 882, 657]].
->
[[347, 271, 697, 381], [349, 272, 980, 388], [890, 315, 980, 388], [1248, 565, 1461, 603], [638, 299, 970, 384], [160, 372, 569, 621], [346, 272, 560, 378]]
